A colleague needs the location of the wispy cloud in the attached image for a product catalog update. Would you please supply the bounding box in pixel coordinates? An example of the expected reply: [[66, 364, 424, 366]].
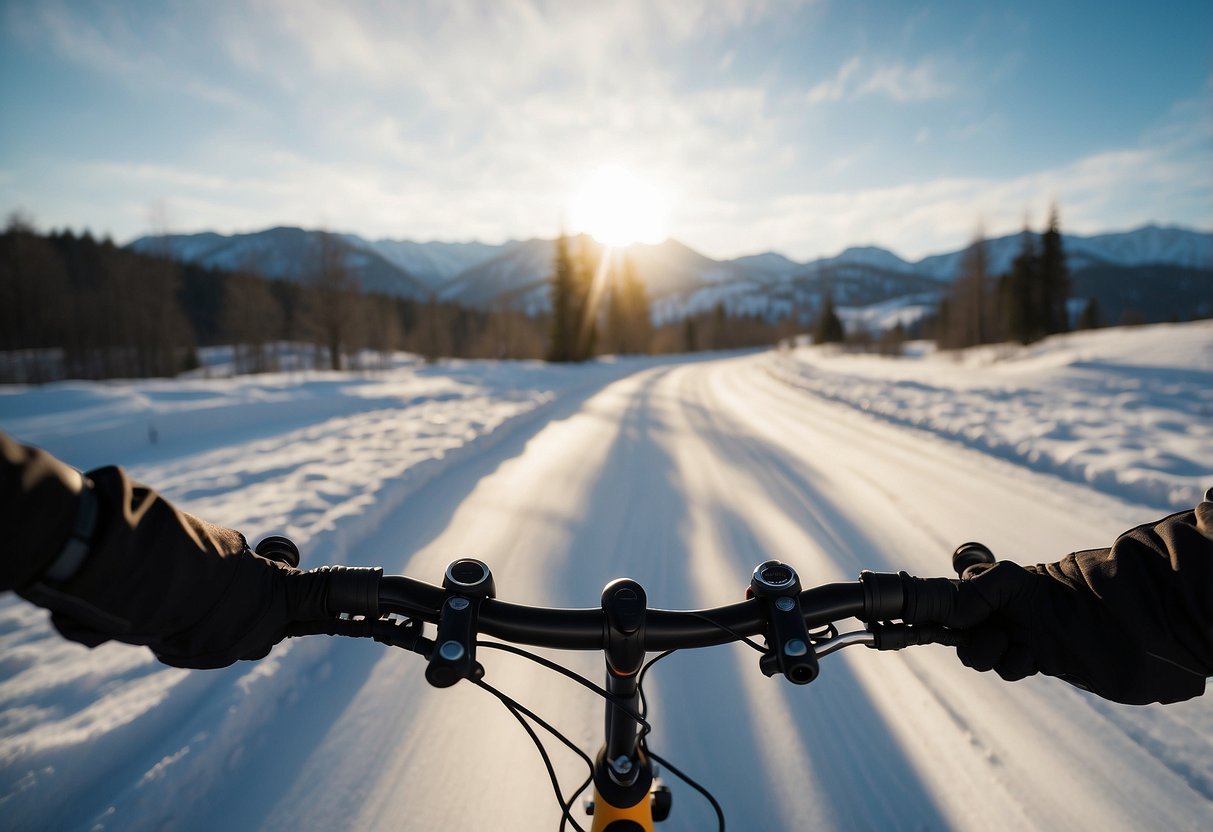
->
[[693, 131, 1213, 261], [807, 55, 955, 104], [2, 0, 1208, 257]]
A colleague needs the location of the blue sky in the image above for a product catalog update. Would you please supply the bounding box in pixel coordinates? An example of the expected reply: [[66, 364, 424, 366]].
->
[[1, 0, 1210, 261]]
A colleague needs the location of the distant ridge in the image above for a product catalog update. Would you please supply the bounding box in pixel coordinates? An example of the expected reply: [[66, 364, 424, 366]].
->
[[130, 224, 1212, 326]]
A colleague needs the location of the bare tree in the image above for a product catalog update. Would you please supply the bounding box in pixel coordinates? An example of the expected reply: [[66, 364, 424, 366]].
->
[[940, 231, 1000, 349], [307, 231, 360, 371], [223, 272, 284, 374]]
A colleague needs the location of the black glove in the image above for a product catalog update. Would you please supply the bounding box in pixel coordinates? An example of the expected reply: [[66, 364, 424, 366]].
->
[[20, 465, 354, 669], [943, 560, 1202, 704]]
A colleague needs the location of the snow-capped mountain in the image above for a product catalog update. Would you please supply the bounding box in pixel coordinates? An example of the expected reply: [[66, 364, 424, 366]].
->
[[130, 224, 1210, 324], [437, 239, 554, 312], [130, 228, 497, 298], [911, 224, 1212, 281], [1067, 224, 1213, 271], [130, 227, 431, 298], [349, 237, 500, 290]]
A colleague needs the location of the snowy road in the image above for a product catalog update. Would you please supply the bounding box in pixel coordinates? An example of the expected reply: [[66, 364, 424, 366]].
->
[[196, 353, 1210, 831], [3, 336, 1211, 831]]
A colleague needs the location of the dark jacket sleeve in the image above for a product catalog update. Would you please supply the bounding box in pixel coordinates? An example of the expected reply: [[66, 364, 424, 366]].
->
[[1, 431, 85, 591], [1044, 496, 1213, 698]]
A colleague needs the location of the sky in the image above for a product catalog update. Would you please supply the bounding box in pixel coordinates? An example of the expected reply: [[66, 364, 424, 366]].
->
[[1, 0, 1210, 262]]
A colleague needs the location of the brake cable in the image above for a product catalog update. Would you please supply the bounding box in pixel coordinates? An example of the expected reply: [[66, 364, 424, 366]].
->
[[473, 678, 594, 832]]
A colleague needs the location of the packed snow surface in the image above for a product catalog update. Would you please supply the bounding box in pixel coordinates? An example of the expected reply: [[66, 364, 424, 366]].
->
[[773, 322, 1213, 512], [1, 323, 1211, 831]]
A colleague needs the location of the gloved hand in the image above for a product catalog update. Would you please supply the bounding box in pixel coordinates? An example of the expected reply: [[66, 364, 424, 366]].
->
[[20, 465, 372, 669], [942, 560, 1197, 704]]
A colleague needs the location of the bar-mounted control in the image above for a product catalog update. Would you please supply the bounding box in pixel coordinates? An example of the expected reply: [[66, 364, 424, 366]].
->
[[425, 558, 496, 688], [748, 560, 819, 685]]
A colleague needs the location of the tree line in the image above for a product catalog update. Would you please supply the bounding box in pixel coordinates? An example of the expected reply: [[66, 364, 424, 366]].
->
[[0, 221, 548, 383], [546, 232, 792, 362], [935, 206, 1076, 350], [808, 206, 1109, 354]]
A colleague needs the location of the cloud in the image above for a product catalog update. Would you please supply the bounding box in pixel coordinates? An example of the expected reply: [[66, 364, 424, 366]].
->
[[675, 92, 1213, 263], [857, 59, 954, 101], [806, 56, 863, 103], [3, 0, 1207, 258], [807, 55, 954, 104]]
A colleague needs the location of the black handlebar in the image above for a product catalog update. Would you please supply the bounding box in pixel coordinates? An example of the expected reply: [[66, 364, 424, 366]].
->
[[262, 537, 982, 831], [259, 537, 971, 668], [327, 568, 957, 652]]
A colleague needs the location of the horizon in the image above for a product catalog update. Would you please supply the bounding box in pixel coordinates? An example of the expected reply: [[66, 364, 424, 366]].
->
[[129, 219, 1209, 269], [2, 1, 1211, 261]]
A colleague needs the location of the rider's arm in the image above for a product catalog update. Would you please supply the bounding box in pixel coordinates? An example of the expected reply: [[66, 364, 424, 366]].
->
[[1, 431, 336, 668], [1, 431, 86, 590], [938, 492, 1213, 705]]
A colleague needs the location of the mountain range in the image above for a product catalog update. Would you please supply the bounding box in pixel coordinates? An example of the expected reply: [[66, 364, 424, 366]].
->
[[130, 224, 1213, 327]]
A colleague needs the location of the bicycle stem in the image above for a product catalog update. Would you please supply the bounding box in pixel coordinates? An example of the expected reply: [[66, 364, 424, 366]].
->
[[602, 578, 648, 776]]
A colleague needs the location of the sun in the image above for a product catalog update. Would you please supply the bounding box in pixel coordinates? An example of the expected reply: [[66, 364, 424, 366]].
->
[[570, 165, 669, 247]]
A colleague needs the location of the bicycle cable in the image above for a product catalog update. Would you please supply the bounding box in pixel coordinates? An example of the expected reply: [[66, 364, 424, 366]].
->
[[474, 678, 593, 832], [469, 608, 767, 831], [644, 745, 726, 830], [477, 640, 654, 739]]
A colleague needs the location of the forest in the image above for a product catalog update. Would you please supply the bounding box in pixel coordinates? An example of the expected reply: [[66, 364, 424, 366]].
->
[[0, 220, 788, 383], [5, 207, 1199, 383]]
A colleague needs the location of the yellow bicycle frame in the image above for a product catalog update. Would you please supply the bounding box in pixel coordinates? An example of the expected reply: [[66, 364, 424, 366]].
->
[[589, 785, 654, 831]]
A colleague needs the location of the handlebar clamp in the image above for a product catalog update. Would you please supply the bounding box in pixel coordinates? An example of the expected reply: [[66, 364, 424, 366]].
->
[[425, 559, 496, 688], [748, 561, 819, 685]]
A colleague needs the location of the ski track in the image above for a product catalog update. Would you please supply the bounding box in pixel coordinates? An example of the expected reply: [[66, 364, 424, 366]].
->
[[203, 355, 1211, 831], [1, 338, 1211, 831]]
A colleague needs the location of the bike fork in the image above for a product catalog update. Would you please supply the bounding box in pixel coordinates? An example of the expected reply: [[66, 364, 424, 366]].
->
[[585, 745, 671, 831]]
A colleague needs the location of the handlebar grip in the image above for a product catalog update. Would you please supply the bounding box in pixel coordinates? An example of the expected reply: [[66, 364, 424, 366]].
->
[[899, 575, 957, 625], [859, 571, 956, 625], [323, 566, 383, 618]]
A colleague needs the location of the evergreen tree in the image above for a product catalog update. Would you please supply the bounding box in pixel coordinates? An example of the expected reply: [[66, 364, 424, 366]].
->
[[1001, 229, 1038, 344], [813, 293, 845, 344], [547, 233, 575, 361], [571, 236, 599, 361], [605, 253, 651, 354], [1076, 297, 1103, 330], [1040, 204, 1070, 334]]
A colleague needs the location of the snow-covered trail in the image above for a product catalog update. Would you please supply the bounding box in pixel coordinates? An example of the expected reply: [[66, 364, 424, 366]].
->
[[196, 353, 1212, 831]]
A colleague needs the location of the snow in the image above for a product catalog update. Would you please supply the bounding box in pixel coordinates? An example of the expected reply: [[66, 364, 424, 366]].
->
[[2, 325, 1212, 831], [771, 321, 1213, 512]]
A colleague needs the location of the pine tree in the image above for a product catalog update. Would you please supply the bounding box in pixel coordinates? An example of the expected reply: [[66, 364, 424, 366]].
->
[[605, 253, 651, 354], [571, 236, 599, 361], [1077, 297, 1103, 330], [1040, 204, 1070, 334], [547, 233, 575, 361], [813, 293, 844, 344], [1002, 229, 1038, 344]]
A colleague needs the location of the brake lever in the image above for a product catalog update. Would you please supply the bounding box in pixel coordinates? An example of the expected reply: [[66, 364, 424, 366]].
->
[[284, 616, 428, 652], [867, 622, 967, 650]]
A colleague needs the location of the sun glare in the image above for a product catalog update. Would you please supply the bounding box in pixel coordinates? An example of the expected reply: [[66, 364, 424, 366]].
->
[[570, 166, 669, 247]]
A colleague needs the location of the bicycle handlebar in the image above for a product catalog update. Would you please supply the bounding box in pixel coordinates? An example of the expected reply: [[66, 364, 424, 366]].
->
[[309, 565, 959, 653], [264, 538, 988, 831]]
